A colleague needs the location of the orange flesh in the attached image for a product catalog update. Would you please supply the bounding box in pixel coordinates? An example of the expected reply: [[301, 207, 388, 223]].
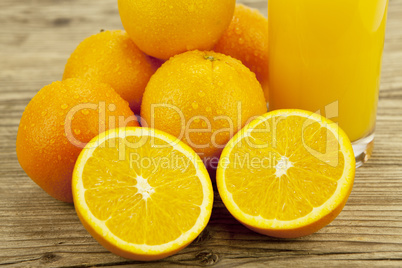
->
[[81, 136, 204, 245], [224, 115, 344, 221]]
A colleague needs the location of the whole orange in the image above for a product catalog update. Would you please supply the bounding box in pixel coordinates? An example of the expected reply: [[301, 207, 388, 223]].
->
[[117, 0, 236, 60], [141, 50, 267, 166], [16, 78, 138, 203], [63, 30, 158, 114], [214, 4, 269, 102]]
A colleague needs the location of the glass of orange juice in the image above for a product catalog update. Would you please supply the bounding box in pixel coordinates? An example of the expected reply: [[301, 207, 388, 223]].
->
[[268, 0, 388, 167]]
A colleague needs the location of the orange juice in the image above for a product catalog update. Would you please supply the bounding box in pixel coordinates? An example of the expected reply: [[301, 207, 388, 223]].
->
[[268, 0, 388, 143]]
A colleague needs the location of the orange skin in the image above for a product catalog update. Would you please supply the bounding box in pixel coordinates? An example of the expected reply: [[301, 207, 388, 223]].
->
[[118, 0, 236, 60], [214, 4, 269, 102], [141, 50, 267, 165], [63, 30, 158, 114], [16, 78, 138, 203]]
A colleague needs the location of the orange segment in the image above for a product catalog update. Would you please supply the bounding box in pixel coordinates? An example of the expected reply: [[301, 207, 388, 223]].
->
[[72, 127, 213, 261], [217, 109, 355, 238]]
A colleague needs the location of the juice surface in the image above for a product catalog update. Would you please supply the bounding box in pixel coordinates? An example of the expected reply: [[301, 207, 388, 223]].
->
[[268, 0, 388, 142]]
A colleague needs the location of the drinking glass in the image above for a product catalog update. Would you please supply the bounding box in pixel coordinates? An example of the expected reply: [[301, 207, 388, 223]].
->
[[268, 0, 389, 167]]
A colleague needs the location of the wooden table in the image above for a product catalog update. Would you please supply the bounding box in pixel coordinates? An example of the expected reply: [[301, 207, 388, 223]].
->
[[1, 0, 401, 267]]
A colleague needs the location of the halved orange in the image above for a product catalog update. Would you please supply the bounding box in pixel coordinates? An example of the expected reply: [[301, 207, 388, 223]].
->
[[72, 127, 213, 261], [216, 109, 355, 238]]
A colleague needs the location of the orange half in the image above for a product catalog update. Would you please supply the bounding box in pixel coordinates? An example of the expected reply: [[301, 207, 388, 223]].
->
[[72, 127, 213, 260], [217, 109, 355, 238]]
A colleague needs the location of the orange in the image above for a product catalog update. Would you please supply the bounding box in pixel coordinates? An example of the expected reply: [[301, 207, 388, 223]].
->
[[117, 0, 236, 60], [16, 78, 138, 203], [214, 4, 269, 102], [217, 109, 355, 238], [63, 30, 158, 114], [72, 127, 213, 261], [141, 50, 267, 166]]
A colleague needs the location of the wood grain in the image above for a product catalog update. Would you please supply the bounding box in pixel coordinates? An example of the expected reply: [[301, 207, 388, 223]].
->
[[1, 0, 402, 267]]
